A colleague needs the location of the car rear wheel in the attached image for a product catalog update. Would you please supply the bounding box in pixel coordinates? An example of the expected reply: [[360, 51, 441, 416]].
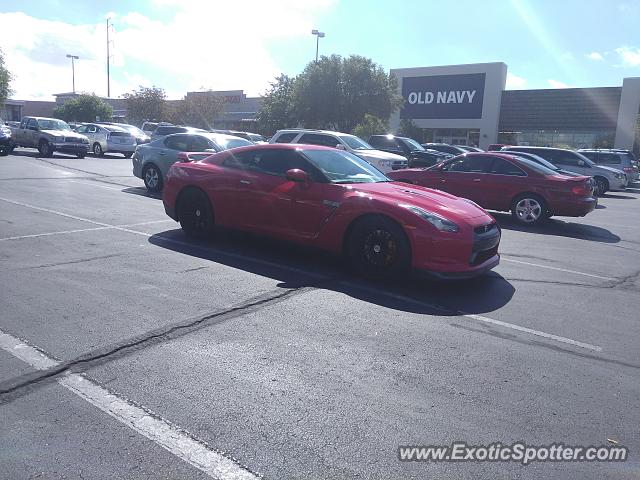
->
[[93, 143, 104, 157], [142, 164, 163, 192], [594, 176, 609, 197], [38, 140, 53, 157], [511, 194, 547, 225], [346, 215, 411, 279], [177, 188, 215, 239]]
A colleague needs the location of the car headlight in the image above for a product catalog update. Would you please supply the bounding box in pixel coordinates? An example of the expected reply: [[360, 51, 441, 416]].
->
[[0, 127, 11, 135], [614, 172, 624, 179], [399, 204, 460, 232], [81, 137, 89, 144], [55, 136, 65, 142]]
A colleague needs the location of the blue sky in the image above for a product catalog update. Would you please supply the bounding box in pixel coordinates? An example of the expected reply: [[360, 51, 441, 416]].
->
[[1, 0, 640, 100]]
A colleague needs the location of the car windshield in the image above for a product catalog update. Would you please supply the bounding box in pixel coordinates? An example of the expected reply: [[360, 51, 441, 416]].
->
[[338, 134, 373, 150], [401, 137, 425, 151], [211, 136, 253, 150], [302, 148, 388, 183], [37, 119, 71, 131]]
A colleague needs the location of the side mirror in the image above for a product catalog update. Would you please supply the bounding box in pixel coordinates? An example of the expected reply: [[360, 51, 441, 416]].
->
[[285, 168, 310, 183], [177, 152, 191, 163], [335, 144, 346, 150]]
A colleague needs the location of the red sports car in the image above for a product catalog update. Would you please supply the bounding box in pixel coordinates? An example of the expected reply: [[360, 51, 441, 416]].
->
[[387, 152, 596, 225], [162, 144, 500, 279]]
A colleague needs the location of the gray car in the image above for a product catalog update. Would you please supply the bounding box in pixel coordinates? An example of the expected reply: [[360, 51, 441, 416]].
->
[[578, 149, 639, 182], [75, 123, 137, 157], [502, 146, 627, 196], [132, 132, 253, 192]]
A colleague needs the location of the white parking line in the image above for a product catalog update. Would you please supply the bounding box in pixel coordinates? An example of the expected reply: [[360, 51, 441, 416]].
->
[[337, 281, 603, 352], [0, 220, 173, 242], [0, 329, 258, 480], [501, 257, 616, 281]]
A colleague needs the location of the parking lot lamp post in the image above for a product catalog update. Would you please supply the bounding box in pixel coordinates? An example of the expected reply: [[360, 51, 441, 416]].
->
[[66, 54, 79, 93], [311, 29, 325, 62]]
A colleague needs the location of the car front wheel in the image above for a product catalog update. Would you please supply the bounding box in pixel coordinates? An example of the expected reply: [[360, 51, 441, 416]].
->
[[38, 140, 53, 157], [177, 188, 215, 239], [142, 164, 163, 192], [93, 143, 104, 157], [346, 215, 411, 279], [593, 176, 609, 197], [511, 194, 547, 225]]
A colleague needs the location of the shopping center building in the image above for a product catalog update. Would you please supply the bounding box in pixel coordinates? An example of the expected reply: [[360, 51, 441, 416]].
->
[[3, 62, 639, 152]]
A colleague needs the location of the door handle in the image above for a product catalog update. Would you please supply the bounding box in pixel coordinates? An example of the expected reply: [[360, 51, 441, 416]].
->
[[159, 151, 166, 156], [240, 180, 251, 185], [473, 178, 481, 182]]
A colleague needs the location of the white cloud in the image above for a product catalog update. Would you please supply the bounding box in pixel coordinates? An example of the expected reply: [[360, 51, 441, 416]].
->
[[615, 46, 640, 66], [0, 1, 335, 100], [506, 72, 527, 89], [547, 79, 572, 88], [586, 52, 604, 61]]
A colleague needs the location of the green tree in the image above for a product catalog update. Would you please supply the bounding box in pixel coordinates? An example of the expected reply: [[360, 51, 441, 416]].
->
[[53, 94, 113, 122], [256, 74, 298, 134], [123, 86, 167, 126], [0, 48, 14, 106], [397, 119, 425, 142], [169, 92, 224, 129], [352, 114, 388, 140], [292, 54, 402, 132]]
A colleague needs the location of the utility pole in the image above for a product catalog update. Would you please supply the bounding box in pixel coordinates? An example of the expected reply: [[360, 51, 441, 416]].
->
[[106, 18, 111, 98], [66, 54, 79, 93], [311, 29, 325, 63]]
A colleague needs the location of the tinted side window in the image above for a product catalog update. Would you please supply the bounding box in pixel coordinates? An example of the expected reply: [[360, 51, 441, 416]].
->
[[273, 132, 297, 143], [164, 135, 190, 151], [157, 126, 184, 136], [598, 153, 622, 164], [76, 125, 87, 133], [27, 118, 38, 129], [444, 155, 493, 173], [369, 136, 398, 149], [490, 158, 526, 176], [580, 151, 598, 162], [547, 150, 581, 166], [189, 135, 213, 151], [298, 133, 338, 148]]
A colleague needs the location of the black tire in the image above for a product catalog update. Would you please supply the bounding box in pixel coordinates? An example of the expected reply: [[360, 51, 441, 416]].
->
[[177, 188, 215, 239], [346, 215, 411, 279], [123, 152, 133, 158], [93, 143, 104, 157], [38, 140, 53, 157], [0, 148, 8, 156], [511, 194, 548, 225], [594, 176, 609, 197], [76, 152, 86, 159], [142, 164, 163, 192]]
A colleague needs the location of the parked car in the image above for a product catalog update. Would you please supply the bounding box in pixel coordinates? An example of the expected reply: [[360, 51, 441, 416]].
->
[[132, 132, 253, 192], [578, 149, 639, 182], [368, 134, 452, 168], [421, 143, 469, 156], [0, 123, 12, 155], [502, 146, 627, 196], [141, 121, 170, 137], [507, 150, 596, 183], [487, 144, 509, 151], [74, 123, 137, 157], [98, 122, 151, 145], [269, 129, 406, 173], [218, 130, 264, 144], [150, 125, 208, 140], [387, 152, 596, 225], [10, 117, 89, 158], [162, 144, 501, 279]]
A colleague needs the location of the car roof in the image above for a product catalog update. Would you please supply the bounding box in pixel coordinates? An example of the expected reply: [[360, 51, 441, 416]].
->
[[275, 128, 351, 136]]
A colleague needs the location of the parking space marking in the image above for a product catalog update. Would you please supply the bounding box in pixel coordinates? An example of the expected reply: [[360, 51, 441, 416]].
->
[[337, 281, 603, 352], [0, 220, 173, 242], [501, 257, 616, 281], [0, 329, 259, 480]]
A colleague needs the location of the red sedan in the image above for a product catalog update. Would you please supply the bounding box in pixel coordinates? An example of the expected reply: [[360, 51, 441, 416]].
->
[[163, 144, 500, 279], [387, 152, 596, 225]]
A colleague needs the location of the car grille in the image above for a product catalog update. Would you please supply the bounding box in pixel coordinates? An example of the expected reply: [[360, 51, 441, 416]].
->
[[64, 137, 82, 143], [470, 222, 500, 266]]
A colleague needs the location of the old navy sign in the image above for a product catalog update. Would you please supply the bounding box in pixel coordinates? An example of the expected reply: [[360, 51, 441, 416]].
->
[[400, 73, 486, 120]]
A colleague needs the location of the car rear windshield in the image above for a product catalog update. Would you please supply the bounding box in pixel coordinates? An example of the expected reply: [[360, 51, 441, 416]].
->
[[401, 137, 425, 151], [339, 135, 373, 150], [302, 149, 388, 183]]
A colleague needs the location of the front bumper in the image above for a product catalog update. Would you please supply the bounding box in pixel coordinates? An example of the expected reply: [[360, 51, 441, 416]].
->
[[0, 136, 12, 148], [52, 142, 88, 154], [417, 254, 500, 280]]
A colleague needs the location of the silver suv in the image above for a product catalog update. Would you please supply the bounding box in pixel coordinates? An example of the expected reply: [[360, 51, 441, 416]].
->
[[502, 146, 627, 196], [269, 129, 407, 173], [75, 123, 137, 158], [578, 149, 639, 182]]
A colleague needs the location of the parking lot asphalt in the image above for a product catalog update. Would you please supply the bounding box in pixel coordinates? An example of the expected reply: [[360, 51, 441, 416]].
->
[[1, 149, 639, 479]]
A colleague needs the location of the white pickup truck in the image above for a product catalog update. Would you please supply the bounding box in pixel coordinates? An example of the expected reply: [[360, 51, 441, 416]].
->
[[10, 116, 89, 158]]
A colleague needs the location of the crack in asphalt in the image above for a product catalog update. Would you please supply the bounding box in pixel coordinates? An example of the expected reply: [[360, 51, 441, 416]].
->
[[22, 253, 126, 270], [31, 157, 109, 177], [603, 269, 640, 290], [0, 283, 323, 402]]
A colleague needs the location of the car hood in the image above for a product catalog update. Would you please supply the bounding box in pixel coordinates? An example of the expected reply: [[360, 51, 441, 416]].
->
[[595, 165, 624, 175], [356, 149, 407, 161], [346, 181, 490, 220], [42, 129, 86, 139]]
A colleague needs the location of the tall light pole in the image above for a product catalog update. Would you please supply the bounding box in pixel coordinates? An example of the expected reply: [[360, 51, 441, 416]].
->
[[66, 54, 79, 93], [106, 18, 114, 98], [311, 29, 325, 62]]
